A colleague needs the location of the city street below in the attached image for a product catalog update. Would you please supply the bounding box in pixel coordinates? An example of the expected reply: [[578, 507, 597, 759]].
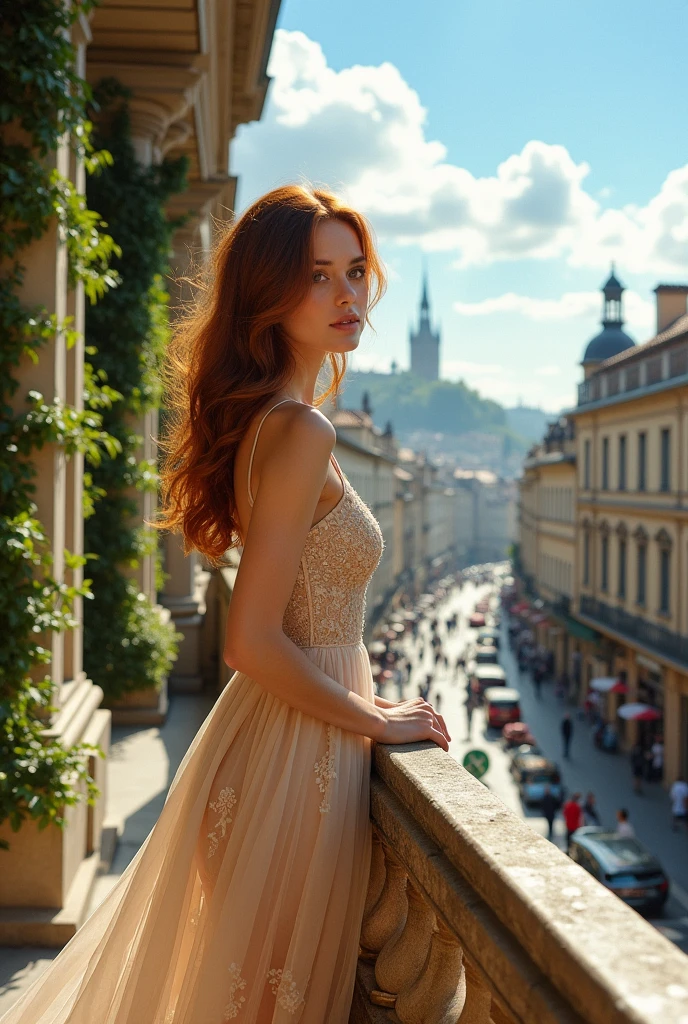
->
[[378, 573, 688, 955]]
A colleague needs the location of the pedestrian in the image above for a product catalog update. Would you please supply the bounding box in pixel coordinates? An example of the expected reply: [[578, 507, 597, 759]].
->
[[583, 791, 600, 826], [615, 808, 635, 837], [650, 736, 664, 783], [630, 744, 645, 794], [540, 784, 559, 841], [533, 666, 543, 700], [464, 690, 475, 740], [561, 712, 573, 759], [670, 775, 688, 832], [563, 793, 583, 852], [434, 692, 442, 714]]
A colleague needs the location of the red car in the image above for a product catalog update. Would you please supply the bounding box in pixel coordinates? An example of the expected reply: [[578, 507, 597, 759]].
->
[[469, 612, 486, 628], [502, 722, 536, 748], [484, 687, 521, 729]]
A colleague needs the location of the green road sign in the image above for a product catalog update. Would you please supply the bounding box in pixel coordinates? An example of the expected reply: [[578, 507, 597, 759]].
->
[[462, 749, 490, 779]]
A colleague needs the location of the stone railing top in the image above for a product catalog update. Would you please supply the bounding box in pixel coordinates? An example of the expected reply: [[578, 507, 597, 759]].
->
[[373, 742, 688, 1024]]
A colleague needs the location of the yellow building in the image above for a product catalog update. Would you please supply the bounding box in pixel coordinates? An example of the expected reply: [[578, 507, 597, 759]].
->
[[518, 417, 584, 683], [519, 273, 688, 782], [572, 282, 688, 781]]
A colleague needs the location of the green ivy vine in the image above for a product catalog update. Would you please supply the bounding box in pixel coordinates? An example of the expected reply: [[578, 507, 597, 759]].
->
[[83, 80, 185, 701], [0, 1, 120, 843]]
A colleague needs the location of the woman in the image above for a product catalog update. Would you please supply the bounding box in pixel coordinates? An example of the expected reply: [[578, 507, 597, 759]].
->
[[2, 185, 450, 1023]]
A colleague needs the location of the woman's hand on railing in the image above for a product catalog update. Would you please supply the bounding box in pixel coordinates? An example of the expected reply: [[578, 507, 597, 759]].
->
[[375, 698, 451, 751]]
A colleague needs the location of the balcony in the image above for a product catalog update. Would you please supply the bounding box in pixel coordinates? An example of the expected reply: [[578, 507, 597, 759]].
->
[[579, 594, 688, 667], [352, 743, 688, 1023], [577, 340, 688, 407]]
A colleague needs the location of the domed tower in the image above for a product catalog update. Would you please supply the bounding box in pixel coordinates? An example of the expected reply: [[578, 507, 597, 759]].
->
[[409, 272, 441, 381], [581, 266, 635, 379]]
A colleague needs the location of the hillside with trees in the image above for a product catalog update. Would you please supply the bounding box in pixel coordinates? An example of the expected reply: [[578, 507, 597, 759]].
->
[[340, 370, 526, 444]]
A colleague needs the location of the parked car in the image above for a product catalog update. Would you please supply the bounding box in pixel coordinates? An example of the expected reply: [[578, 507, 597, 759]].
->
[[469, 612, 486, 628], [469, 664, 507, 697], [474, 644, 499, 666], [511, 752, 563, 807], [484, 687, 521, 729], [569, 828, 669, 916], [502, 722, 536, 748], [476, 628, 500, 649]]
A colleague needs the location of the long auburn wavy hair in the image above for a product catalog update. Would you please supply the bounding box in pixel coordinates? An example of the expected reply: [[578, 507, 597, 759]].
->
[[154, 184, 386, 567]]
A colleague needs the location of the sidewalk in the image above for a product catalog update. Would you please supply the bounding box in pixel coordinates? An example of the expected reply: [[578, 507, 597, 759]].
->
[[502, 636, 688, 897], [0, 690, 215, 1017]]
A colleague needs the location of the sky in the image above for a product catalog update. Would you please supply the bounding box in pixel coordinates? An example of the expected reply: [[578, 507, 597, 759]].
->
[[230, 0, 688, 413]]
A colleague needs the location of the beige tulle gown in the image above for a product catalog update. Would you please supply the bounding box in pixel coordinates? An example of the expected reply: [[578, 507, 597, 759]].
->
[[2, 400, 384, 1024]]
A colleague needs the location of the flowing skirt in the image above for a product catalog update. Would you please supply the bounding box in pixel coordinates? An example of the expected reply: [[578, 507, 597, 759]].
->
[[2, 642, 374, 1024]]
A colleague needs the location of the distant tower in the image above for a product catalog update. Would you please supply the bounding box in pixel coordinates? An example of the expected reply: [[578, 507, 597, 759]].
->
[[409, 271, 441, 380]]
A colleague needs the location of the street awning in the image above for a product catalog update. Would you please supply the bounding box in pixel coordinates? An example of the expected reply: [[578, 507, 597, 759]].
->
[[591, 676, 628, 694], [617, 703, 662, 721], [564, 615, 600, 642]]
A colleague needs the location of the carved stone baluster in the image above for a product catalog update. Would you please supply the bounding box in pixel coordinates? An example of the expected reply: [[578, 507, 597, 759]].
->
[[359, 845, 408, 962], [458, 959, 492, 1023], [359, 828, 388, 963], [374, 878, 436, 997], [395, 917, 466, 1024]]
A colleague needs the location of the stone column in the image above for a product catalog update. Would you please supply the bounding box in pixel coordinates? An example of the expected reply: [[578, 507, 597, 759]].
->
[[0, 16, 111, 946]]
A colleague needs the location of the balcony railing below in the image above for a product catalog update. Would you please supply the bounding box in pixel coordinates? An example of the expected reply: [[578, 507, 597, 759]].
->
[[579, 594, 688, 667], [352, 743, 688, 1024], [577, 342, 688, 406]]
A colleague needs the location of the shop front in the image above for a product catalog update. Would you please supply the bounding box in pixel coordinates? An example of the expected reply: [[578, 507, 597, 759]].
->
[[635, 653, 665, 748]]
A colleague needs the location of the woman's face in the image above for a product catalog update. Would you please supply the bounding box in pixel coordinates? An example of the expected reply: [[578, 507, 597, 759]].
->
[[282, 218, 369, 358]]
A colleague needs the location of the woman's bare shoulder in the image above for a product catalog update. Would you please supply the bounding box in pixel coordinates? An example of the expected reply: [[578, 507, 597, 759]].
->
[[257, 400, 336, 460]]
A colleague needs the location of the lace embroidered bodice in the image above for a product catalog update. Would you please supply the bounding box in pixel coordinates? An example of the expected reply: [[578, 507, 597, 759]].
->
[[247, 400, 384, 647]]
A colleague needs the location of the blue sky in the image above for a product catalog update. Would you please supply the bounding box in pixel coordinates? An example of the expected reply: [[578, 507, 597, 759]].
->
[[231, 0, 688, 412]]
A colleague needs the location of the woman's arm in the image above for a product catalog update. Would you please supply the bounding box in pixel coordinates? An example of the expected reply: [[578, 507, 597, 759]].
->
[[223, 405, 449, 749]]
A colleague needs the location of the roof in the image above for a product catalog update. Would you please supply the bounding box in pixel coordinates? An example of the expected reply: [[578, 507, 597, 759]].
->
[[654, 284, 688, 294], [330, 409, 374, 429], [603, 271, 623, 294], [484, 687, 520, 701], [595, 311, 688, 371], [473, 665, 507, 679], [582, 323, 635, 365], [572, 830, 661, 871]]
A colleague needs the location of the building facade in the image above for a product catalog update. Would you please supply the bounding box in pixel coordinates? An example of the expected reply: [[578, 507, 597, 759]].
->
[[517, 274, 688, 782]]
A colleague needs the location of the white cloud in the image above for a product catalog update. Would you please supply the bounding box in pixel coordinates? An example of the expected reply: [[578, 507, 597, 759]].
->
[[232, 30, 688, 275], [535, 365, 561, 376], [453, 289, 655, 335]]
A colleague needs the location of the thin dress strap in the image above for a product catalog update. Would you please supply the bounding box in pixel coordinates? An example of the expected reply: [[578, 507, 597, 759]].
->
[[247, 398, 302, 506]]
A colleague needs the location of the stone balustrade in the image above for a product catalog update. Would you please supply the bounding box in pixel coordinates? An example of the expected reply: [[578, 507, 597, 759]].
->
[[350, 742, 688, 1024]]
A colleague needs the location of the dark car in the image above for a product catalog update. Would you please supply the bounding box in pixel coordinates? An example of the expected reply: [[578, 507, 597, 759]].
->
[[569, 827, 669, 916], [476, 628, 500, 649], [474, 644, 499, 666], [510, 752, 563, 807]]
